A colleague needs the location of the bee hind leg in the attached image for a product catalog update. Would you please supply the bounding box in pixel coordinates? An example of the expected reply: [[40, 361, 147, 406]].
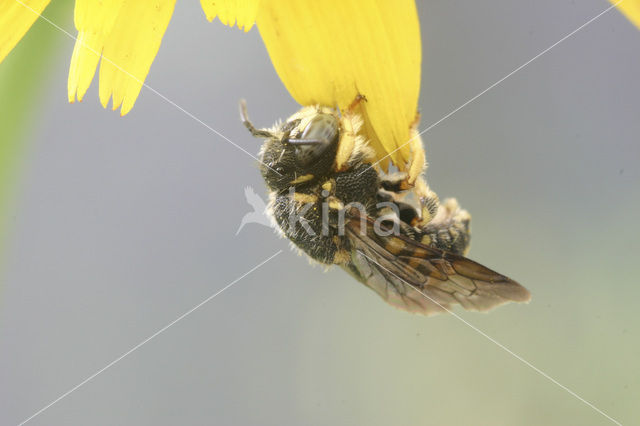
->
[[378, 173, 442, 229], [379, 170, 471, 255]]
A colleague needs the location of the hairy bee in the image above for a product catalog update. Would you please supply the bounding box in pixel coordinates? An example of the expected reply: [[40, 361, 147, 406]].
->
[[240, 99, 530, 315]]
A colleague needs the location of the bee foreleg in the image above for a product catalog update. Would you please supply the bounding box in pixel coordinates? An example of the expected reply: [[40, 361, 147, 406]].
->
[[379, 172, 413, 193]]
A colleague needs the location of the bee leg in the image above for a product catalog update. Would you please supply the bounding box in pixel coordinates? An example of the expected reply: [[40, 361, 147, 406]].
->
[[379, 173, 441, 228], [377, 196, 416, 222], [416, 198, 471, 256], [380, 172, 412, 192], [375, 199, 419, 240], [406, 114, 426, 185], [413, 176, 440, 227], [346, 93, 368, 112]]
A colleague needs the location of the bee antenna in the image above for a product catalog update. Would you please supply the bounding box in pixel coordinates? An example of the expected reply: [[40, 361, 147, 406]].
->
[[239, 99, 274, 139]]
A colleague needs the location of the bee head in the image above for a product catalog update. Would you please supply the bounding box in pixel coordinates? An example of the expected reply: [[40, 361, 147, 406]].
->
[[240, 101, 339, 192]]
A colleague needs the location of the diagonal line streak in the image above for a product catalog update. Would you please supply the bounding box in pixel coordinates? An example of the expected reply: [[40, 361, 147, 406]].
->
[[365, 0, 625, 172], [17, 250, 283, 426], [358, 251, 622, 426], [13, 0, 282, 175]]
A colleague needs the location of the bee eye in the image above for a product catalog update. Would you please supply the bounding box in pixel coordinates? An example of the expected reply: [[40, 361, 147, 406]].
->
[[290, 114, 339, 166], [301, 114, 338, 142]]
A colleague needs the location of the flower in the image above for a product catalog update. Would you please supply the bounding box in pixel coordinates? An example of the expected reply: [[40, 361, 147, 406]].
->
[[1, 0, 423, 169], [68, 0, 177, 116], [255, 0, 421, 170], [3, 0, 640, 169], [1, 1, 51, 64], [611, 0, 640, 29]]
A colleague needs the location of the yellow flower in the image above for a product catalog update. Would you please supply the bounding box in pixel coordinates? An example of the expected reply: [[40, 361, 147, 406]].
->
[[1, 0, 421, 169], [69, 0, 176, 116], [0, 1, 50, 63], [3, 0, 640, 169], [611, 0, 640, 29], [255, 0, 421, 170]]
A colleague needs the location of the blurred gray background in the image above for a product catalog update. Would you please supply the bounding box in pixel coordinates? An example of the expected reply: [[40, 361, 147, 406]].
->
[[1, 0, 639, 425]]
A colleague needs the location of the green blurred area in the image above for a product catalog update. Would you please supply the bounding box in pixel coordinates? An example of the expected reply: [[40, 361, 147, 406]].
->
[[0, 0, 72, 264]]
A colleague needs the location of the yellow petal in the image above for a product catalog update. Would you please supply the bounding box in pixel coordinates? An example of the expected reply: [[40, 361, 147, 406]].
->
[[99, 0, 176, 115], [612, 0, 640, 29], [68, 0, 124, 103], [256, 0, 421, 170], [0, 0, 51, 64], [67, 0, 176, 115], [200, 0, 260, 31]]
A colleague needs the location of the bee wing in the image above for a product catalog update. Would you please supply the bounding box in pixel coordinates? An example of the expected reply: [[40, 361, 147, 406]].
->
[[343, 214, 531, 315]]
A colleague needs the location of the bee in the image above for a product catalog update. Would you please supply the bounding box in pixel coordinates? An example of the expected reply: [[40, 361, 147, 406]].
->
[[240, 99, 530, 315]]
